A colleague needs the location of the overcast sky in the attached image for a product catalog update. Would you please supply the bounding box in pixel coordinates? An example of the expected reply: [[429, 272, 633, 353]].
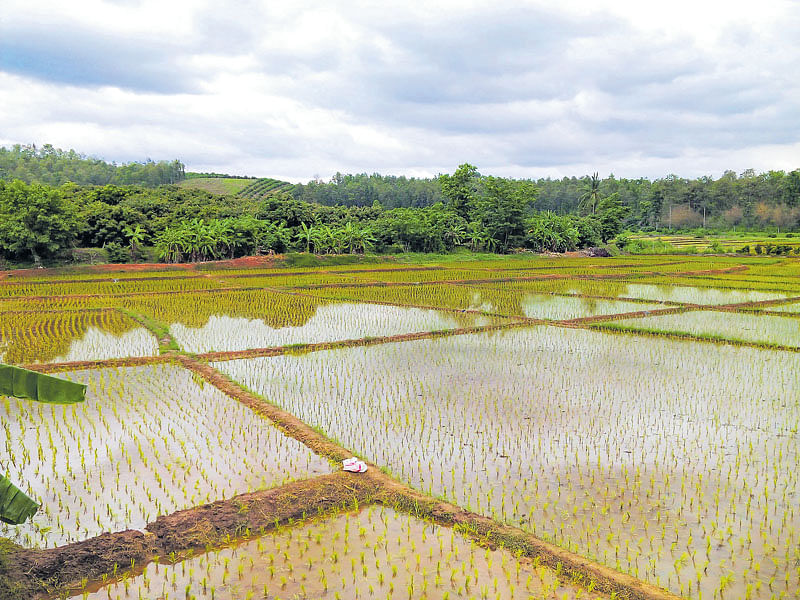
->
[[1, 0, 798, 182]]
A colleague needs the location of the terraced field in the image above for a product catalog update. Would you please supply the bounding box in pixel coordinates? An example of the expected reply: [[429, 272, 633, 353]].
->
[[1, 253, 798, 600], [176, 177, 256, 195]]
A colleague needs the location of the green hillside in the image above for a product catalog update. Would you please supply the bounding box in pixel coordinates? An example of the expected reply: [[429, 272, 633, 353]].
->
[[176, 177, 254, 195], [237, 177, 297, 199]]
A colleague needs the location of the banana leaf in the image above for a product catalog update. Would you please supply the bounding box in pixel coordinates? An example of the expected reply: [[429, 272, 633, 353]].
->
[[0, 364, 86, 524], [0, 364, 12, 396], [36, 370, 86, 404], [0, 475, 38, 525], [0, 364, 86, 404]]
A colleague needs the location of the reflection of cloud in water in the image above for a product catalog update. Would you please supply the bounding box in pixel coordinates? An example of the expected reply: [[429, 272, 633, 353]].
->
[[52, 327, 159, 363], [622, 284, 789, 305], [170, 303, 493, 353], [520, 294, 663, 320], [614, 310, 800, 348], [467, 291, 497, 313]]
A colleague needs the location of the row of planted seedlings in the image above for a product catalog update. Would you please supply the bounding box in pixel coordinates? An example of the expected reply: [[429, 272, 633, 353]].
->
[[0, 310, 159, 365], [573, 265, 800, 349], [3, 264, 793, 369], [2, 286, 510, 368], [73, 504, 606, 600], [299, 282, 677, 324], [213, 325, 800, 600], [113, 289, 507, 354], [0, 276, 228, 299], [0, 358, 619, 600], [591, 306, 800, 351], [0, 363, 332, 548], [629, 275, 800, 295], [461, 278, 796, 307], [0, 267, 201, 283]]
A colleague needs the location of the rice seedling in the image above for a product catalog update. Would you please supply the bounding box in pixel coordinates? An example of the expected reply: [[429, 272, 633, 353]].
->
[[214, 272, 366, 288], [765, 301, 800, 314], [305, 283, 664, 320], [2, 269, 199, 283], [0, 296, 106, 311], [0, 276, 224, 298], [0, 310, 158, 364], [635, 276, 800, 294], [461, 278, 793, 306], [0, 364, 331, 547], [72, 506, 602, 600], [602, 310, 800, 348], [215, 326, 800, 599], [115, 289, 330, 329], [589, 282, 789, 305], [169, 302, 501, 353]]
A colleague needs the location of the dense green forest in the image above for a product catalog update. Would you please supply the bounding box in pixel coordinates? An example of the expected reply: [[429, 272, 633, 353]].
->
[[0, 163, 622, 264], [0, 144, 798, 265], [294, 170, 800, 231], [0, 144, 185, 187]]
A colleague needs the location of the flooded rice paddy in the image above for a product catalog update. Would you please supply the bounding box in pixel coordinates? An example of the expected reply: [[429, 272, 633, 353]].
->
[[2, 255, 799, 600], [0, 364, 331, 547], [169, 302, 501, 353], [216, 326, 800, 599], [74, 506, 602, 600]]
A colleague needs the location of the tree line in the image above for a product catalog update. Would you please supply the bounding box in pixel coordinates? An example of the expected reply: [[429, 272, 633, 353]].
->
[[535, 170, 800, 232], [0, 164, 631, 265], [0, 144, 186, 187], [3, 143, 797, 231], [294, 168, 800, 231]]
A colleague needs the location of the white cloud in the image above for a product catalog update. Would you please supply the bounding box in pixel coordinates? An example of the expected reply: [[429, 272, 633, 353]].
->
[[1, 0, 798, 181]]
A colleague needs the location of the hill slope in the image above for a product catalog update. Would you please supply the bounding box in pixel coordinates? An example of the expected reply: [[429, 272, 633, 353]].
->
[[237, 178, 297, 199], [176, 177, 254, 195]]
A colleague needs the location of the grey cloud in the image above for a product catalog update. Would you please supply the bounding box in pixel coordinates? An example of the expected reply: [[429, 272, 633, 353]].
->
[[0, 28, 196, 93], [1, 1, 798, 180]]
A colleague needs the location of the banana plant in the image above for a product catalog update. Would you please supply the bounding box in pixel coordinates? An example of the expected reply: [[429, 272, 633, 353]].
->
[[0, 363, 86, 524]]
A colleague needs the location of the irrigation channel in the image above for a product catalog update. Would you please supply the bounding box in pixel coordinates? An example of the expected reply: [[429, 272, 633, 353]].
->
[[1, 254, 799, 600]]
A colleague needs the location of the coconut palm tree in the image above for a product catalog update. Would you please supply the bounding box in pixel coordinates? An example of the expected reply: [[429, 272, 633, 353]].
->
[[579, 172, 601, 215]]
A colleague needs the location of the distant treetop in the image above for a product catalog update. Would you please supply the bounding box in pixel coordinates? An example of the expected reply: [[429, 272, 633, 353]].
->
[[0, 143, 185, 187]]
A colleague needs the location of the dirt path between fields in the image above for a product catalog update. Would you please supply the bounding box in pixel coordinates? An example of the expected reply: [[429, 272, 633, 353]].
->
[[2, 354, 680, 600], [2, 261, 769, 600]]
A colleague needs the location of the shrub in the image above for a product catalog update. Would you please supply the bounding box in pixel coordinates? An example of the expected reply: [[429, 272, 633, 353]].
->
[[105, 241, 129, 263], [709, 240, 725, 253], [524, 212, 579, 252]]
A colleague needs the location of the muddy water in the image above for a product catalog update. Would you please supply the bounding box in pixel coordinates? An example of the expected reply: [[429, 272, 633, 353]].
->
[[0, 364, 332, 548], [217, 327, 800, 599], [72, 507, 602, 600]]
